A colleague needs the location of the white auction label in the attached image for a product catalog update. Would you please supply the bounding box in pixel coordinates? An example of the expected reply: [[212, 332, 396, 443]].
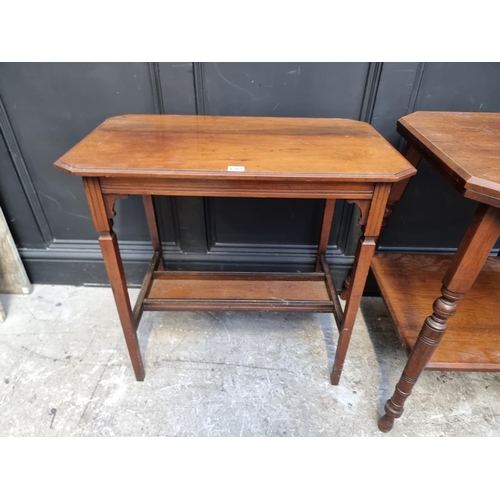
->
[[227, 166, 245, 172]]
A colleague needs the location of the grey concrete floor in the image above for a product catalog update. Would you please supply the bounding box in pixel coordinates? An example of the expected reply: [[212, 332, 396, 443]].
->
[[1, 284, 499, 436]]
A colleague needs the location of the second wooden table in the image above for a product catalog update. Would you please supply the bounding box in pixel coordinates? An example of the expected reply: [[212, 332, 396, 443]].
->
[[55, 115, 415, 383], [375, 112, 500, 431]]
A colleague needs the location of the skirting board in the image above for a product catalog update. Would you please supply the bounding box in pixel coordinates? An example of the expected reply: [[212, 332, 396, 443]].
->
[[19, 239, 354, 288]]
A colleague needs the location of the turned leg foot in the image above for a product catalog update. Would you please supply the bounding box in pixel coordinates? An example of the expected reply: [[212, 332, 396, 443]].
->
[[378, 377, 412, 431], [378, 286, 461, 432], [378, 414, 395, 433], [378, 203, 500, 431]]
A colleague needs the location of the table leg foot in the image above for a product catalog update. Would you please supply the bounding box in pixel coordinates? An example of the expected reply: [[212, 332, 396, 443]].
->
[[99, 232, 146, 381], [378, 414, 395, 433], [378, 387, 408, 432], [330, 370, 340, 386], [377, 204, 500, 430], [378, 286, 461, 431], [331, 236, 376, 385]]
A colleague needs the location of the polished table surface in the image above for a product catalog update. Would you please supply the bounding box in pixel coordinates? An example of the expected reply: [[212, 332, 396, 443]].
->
[[55, 115, 416, 384], [397, 111, 500, 206], [55, 114, 413, 181]]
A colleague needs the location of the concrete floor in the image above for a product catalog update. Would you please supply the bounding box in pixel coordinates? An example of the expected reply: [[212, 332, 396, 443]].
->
[[1, 284, 499, 436]]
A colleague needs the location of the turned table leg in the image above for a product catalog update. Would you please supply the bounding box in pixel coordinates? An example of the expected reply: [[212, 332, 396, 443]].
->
[[84, 178, 145, 381], [331, 183, 391, 385], [379, 203, 500, 432]]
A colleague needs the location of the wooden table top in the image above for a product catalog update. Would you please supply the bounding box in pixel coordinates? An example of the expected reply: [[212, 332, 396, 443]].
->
[[398, 112, 500, 206], [54, 115, 414, 183]]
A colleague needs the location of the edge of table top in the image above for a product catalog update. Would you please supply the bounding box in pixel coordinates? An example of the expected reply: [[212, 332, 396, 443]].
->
[[398, 111, 500, 207], [54, 114, 416, 183]]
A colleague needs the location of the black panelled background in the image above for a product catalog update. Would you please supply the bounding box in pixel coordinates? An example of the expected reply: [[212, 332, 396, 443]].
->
[[0, 62, 499, 287]]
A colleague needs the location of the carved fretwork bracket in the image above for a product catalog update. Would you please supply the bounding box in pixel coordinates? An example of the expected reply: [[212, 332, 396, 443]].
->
[[346, 199, 371, 225], [103, 194, 129, 221]]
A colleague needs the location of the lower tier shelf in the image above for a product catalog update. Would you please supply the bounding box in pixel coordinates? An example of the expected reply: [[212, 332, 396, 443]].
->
[[371, 253, 500, 371], [143, 271, 334, 312]]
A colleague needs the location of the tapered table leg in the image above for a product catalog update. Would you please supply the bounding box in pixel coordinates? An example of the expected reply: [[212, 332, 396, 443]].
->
[[379, 203, 500, 432], [143, 195, 164, 271], [99, 232, 145, 381], [315, 199, 336, 272], [331, 183, 391, 385], [84, 178, 145, 381]]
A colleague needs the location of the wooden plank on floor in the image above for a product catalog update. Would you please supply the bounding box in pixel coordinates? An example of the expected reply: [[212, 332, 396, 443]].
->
[[0, 206, 32, 295]]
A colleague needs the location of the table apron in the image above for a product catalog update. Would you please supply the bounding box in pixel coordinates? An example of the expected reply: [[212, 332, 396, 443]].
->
[[99, 177, 375, 199]]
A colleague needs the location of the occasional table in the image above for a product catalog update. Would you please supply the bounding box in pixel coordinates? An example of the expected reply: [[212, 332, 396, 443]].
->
[[55, 115, 415, 382], [374, 112, 500, 432]]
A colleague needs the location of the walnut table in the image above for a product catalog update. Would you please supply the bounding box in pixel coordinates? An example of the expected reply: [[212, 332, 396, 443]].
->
[[374, 112, 500, 432], [54, 115, 415, 383]]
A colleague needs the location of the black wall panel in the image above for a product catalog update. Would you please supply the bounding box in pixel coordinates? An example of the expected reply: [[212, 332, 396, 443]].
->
[[0, 132, 44, 248], [371, 62, 421, 147], [158, 62, 197, 114], [0, 62, 498, 286], [414, 63, 500, 112], [203, 62, 370, 118], [378, 63, 500, 253], [0, 63, 155, 241]]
